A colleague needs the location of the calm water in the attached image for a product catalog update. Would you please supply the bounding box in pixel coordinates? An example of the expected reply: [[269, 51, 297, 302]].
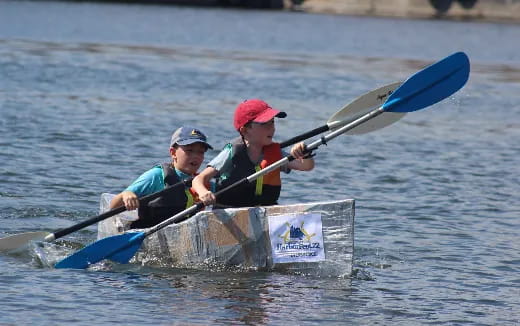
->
[[1, 1, 520, 325]]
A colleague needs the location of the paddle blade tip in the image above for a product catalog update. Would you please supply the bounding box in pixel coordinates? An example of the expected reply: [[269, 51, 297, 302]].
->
[[54, 254, 93, 269], [0, 231, 51, 253], [383, 51, 470, 113]]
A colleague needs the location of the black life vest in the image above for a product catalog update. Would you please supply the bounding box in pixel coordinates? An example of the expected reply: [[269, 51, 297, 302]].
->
[[131, 163, 195, 229], [215, 138, 282, 208]]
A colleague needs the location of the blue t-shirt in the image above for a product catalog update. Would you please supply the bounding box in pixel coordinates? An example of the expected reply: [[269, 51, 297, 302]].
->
[[125, 165, 214, 197]]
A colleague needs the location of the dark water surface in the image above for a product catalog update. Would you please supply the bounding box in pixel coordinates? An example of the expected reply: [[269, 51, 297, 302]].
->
[[1, 1, 519, 325]]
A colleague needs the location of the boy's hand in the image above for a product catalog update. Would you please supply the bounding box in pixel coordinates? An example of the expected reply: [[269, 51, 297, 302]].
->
[[199, 191, 217, 206], [121, 191, 139, 210], [290, 142, 308, 160]]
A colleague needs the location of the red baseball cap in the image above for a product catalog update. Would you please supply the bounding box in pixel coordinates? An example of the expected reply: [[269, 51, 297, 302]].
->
[[233, 99, 287, 130]]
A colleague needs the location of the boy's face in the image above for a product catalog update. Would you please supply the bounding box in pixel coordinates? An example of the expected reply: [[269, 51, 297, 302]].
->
[[170, 143, 207, 175], [243, 118, 275, 146]]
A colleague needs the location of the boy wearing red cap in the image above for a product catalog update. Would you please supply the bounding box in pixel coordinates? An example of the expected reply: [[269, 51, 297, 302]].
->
[[193, 99, 314, 208], [109, 126, 213, 228]]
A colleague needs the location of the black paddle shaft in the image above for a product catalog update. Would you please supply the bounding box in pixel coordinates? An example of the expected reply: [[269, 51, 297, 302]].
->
[[51, 178, 193, 239], [279, 125, 329, 148]]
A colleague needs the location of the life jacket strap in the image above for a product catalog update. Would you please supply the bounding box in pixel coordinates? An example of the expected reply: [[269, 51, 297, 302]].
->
[[255, 165, 263, 196], [185, 189, 194, 208]]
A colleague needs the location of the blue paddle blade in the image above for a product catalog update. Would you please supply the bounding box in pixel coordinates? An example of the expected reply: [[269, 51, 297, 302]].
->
[[107, 236, 145, 264], [54, 232, 145, 269], [383, 52, 470, 113]]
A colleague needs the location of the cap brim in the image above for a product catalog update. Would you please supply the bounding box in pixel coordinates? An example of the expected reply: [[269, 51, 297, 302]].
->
[[252, 109, 287, 123], [176, 139, 213, 150]]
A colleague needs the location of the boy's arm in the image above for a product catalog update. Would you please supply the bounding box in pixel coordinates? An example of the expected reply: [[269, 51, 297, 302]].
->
[[192, 167, 219, 206], [287, 142, 315, 171], [193, 144, 233, 205], [109, 167, 164, 211], [109, 191, 139, 210]]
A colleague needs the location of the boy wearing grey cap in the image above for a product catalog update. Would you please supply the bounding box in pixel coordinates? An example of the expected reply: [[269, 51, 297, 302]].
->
[[109, 126, 213, 228]]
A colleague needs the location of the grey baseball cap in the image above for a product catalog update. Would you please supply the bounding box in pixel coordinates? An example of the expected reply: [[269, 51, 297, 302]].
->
[[170, 126, 213, 149]]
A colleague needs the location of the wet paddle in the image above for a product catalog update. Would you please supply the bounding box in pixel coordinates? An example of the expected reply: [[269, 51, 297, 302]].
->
[[55, 51, 470, 269], [0, 178, 193, 253], [0, 82, 402, 253]]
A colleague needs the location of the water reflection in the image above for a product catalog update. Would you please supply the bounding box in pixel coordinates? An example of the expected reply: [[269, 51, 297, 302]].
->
[[127, 268, 355, 325]]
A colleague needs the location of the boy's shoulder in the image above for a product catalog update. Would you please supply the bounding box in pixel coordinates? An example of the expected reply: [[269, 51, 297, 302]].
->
[[140, 164, 166, 179]]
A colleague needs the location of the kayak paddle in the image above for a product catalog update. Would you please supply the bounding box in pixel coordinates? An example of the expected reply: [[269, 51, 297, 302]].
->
[[55, 51, 469, 269]]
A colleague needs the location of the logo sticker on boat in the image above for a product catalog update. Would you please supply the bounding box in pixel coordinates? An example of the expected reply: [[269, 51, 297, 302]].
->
[[268, 213, 325, 264]]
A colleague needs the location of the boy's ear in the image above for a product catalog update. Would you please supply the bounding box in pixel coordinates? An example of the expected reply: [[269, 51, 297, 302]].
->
[[169, 147, 177, 157]]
